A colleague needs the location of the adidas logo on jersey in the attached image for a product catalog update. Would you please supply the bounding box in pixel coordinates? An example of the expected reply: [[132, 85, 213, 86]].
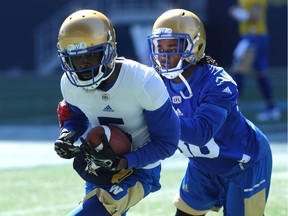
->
[[222, 87, 232, 94], [103, 105, 114, 112]]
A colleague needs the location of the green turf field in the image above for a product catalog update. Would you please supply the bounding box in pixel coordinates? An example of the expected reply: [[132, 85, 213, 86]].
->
[[0, 144, 287, 216]]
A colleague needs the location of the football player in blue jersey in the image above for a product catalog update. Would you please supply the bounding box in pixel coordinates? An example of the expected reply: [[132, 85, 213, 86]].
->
[[54, 9, 179, 216], [148, 9, 272, 216], [229, 0, 281, 122]]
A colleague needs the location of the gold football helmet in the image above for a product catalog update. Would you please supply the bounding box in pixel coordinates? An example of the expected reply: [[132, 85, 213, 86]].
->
[[57, 9, 117, 90], [148, 9, 206, 78]]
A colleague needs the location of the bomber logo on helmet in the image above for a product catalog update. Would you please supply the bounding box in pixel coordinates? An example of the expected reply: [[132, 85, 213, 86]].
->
[[67, 42, 88, 55]]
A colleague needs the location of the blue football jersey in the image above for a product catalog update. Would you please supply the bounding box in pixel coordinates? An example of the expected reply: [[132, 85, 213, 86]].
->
[[164, 64, 268, 174]]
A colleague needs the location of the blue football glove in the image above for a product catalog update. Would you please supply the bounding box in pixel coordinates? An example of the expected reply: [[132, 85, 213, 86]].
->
[[54, 131, 81, 159]]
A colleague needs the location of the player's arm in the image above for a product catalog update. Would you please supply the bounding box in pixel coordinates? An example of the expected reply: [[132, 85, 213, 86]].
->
[[123, 98, 180, 169], [229, 3, 263, 22], [180, 103, 227, 146], [180, 81, 238, 147], [55, 99, 89, 159], [229, 6, 250, 22], [57, 99, 89, 140]]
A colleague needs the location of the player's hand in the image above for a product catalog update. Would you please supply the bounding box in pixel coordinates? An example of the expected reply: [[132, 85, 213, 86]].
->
[[80, 134, 120, 171], [54, 131, 81, 159]]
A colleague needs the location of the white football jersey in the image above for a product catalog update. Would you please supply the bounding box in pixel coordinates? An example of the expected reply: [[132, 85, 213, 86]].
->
[[60, 58, 169, 150]]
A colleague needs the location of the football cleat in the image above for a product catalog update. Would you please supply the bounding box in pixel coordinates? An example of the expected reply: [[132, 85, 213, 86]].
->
[[256, 107, 281, 122]]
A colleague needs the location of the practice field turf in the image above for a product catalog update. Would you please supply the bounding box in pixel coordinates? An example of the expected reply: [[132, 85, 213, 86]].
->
[[0, 142, 287, 216]]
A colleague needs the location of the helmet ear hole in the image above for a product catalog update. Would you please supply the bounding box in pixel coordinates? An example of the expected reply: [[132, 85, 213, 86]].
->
[[198, 43, 203, 51]]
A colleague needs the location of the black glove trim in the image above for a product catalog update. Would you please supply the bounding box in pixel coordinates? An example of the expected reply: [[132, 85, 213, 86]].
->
[[80, 136, 120, 171]]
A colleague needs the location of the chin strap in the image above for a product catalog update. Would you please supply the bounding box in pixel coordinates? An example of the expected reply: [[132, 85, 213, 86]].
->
[[178, 73, 193, 99], [83, 62, 116, 91]]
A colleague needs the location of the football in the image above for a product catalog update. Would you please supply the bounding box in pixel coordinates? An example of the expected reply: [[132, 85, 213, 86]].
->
[[85, 125, 132, 156]]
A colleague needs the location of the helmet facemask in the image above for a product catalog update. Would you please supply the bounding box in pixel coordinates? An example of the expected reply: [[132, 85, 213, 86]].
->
[[148, 30, 196, 79], [148, 29, 198, 99], [58, 41, 115, 90]]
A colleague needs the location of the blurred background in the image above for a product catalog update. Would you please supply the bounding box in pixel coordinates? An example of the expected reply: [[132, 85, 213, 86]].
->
[[0, 2, 286, 215], [0, 0, 286, 141]]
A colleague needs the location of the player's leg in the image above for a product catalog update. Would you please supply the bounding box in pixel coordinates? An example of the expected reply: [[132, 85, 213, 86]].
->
[[67, 195, 112, 216], [255, 72, 281, 121], [255, 73, 277, 109], [253, 35, 281, 121], [253, 37, 272, 106], [224, 141, 272, 216], [68, 166, 161, 215], [173, 165, 222, 216]]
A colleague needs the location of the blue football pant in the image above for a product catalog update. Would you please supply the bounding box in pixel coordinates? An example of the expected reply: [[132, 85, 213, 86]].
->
[[67, 166, 161, 216], [174, 152, 272, 216]]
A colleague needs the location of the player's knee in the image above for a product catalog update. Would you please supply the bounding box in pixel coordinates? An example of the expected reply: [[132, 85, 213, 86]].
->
[[175, 208, 205, 216]]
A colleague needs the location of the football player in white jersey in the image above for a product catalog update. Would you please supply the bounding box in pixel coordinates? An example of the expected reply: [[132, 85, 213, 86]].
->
[[54, 9, 180, 216], [148, 9, 272, 216]]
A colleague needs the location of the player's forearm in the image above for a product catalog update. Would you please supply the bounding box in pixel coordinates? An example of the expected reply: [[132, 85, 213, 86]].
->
[[124, 100, 180, 169], [180, 103, 227, 146]]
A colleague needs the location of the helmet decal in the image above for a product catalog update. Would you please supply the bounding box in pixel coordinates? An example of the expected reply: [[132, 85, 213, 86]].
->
[[67, 42, 88, 55], [153, 27, 173, 35]]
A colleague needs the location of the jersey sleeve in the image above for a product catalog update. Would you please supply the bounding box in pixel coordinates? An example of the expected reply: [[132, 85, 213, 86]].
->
[[124, 99, 180, 169], [57, 99, 89, 141], [137, 68, 170, 111], [59, 74, 90, 140], [180, 67, 239, 146], [180, 103, 227, 146]]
